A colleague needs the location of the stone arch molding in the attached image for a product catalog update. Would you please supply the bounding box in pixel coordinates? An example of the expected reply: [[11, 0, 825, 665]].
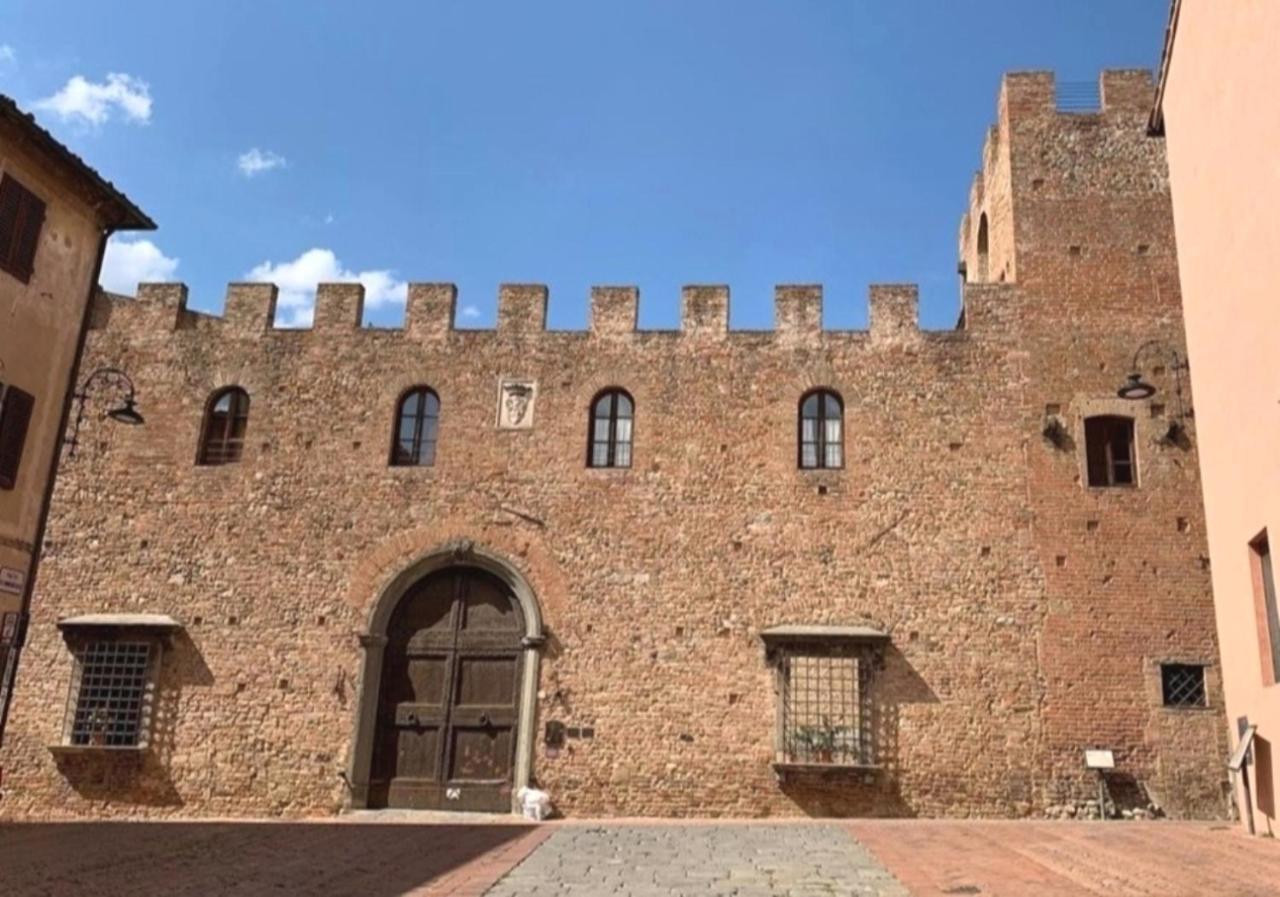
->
[[345, 539, 545, 813]]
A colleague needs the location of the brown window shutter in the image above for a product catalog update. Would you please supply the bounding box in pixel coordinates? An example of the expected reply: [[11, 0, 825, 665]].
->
[[13, 191, 45, 280], [0, 175, 46, 283], [0, 177, 20, 271], [0, 386, 35, 491]]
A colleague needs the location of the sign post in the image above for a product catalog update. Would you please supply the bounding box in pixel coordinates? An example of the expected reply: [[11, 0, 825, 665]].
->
[[1084, 749, 1115, 820]]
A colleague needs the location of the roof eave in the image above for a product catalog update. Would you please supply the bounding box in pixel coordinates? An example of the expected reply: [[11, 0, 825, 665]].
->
[[0, 93, 156, 231]]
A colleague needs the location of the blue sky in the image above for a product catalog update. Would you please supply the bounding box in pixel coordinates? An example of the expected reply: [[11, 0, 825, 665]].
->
[[2, 1, 1169, 330]]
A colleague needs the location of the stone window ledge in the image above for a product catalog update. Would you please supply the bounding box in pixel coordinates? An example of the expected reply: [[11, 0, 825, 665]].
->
[[771, 761, 880, 783]]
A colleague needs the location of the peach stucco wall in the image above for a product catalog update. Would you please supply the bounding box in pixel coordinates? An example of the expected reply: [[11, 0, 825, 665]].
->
[[1162, 0, 1280, 833]]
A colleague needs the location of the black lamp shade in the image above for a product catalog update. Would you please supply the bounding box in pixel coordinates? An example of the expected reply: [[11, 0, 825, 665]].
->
[[107, 397, 145, 426], [1117, 373, 1156, 400]]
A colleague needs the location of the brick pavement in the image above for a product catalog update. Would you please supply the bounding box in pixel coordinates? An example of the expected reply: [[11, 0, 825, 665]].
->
[[0, 820, 544, 897], [3, 818, 1280, 896], [847, 820, 1280, 897]]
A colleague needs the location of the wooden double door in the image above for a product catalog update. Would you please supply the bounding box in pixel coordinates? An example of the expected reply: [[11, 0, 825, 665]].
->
[[369, 567, 524, 811]]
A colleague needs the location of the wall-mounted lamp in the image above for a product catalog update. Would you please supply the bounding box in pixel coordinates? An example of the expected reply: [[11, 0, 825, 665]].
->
[[1117, 341, 1191, 446], [65, 367, 144, 460]]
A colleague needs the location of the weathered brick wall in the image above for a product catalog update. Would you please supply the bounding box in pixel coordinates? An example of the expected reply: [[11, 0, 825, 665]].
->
[[0, 70, 1229, 820]]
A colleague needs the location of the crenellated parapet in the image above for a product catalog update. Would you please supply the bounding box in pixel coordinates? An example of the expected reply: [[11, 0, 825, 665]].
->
[[958, 68, 1172, 295], [91, 281, 1022, 346]]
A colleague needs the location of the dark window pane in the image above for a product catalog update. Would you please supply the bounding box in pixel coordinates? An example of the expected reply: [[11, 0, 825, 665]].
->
[[1084, 416, 1135, 487], [587, 389, 633, 468], [390, 388, 439, 467], [801, 394, 818, 417]]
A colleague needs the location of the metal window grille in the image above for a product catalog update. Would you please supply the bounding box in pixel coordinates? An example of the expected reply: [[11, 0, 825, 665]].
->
[[66, 641, 155, 747], [1161, 663, 1206, 708], [780, 650, 873, 765], [1056, 81, 1101, 113]]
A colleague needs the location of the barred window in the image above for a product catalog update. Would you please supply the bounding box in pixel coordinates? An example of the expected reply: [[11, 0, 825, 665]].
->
[[1084, 415, 1136, 487], [774, 645, 875, 767], [66, 641, 156, 747], [799, 389, 843, 470], [198, 387, 250, 465], [390, 387, 440, 467], [1161, 663, 1206, 709], [588, 389, 633, 469]]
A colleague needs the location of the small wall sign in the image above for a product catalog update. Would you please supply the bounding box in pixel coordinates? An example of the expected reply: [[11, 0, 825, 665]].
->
[[1084, 749, 1115, 770], [0, 566, 26, 596]]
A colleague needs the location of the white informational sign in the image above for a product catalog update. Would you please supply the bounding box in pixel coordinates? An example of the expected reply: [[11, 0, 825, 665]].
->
[[1084, 749, 1115, 770], [0, 566, 26, 596]]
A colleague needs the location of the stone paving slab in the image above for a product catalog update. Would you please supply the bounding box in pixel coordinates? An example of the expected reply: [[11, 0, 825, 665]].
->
[[484, 823, 910, 897]]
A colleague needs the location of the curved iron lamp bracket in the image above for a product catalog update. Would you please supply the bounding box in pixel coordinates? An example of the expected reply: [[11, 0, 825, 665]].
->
[[65, 366, 144, 459]]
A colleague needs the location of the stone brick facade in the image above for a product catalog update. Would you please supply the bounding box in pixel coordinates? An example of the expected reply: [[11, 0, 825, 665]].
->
[[0, 70, 1230, 820]]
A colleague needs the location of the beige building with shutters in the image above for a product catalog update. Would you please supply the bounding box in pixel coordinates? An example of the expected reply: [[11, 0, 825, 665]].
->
[[0, 94, 153, 742]]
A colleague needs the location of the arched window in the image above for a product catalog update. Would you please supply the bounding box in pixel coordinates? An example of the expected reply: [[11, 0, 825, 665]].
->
[[799, 389, 843, 470], [976, 213, 989, 282], [198, 387, 250, 466], [1084, 415, 1136, 487], [391, 387, 440, 467], [588, 389, 633, 468]]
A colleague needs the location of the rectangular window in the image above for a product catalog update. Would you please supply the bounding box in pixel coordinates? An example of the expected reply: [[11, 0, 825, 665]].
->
[[66, 641, 156, 747], [1252, 532, 1280, 686], [1161, 663, 1206, 708], [778, 649, 872, 766], [1085, 416, 1136, 487], [0, 174, 47, 284], [0, 383, 35, 491]]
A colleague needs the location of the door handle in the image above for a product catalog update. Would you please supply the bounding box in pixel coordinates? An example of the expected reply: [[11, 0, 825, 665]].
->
[[479, 713, 491, 727]]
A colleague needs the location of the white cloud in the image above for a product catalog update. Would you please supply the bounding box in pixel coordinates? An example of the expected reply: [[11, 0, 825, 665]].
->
[[0, 45, 16, 65], [460, 304, 481, 320], [237, 147, 286, 178], [245, 248, 407, 328], [34, 72, 152, 126], [100, 237, 179, 294]]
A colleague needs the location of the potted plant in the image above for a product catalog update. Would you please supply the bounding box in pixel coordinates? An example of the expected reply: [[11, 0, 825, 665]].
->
[[791, 718, 841, 763]]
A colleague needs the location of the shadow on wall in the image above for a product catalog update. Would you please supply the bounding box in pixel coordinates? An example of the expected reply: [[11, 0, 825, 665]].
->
[[0, 822, 534, 896], [52, 630, 214, 809], [782, 644, 938, 818]]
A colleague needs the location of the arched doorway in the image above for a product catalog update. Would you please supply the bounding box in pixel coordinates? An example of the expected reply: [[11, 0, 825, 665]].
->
[[363, 565, 529, 811]]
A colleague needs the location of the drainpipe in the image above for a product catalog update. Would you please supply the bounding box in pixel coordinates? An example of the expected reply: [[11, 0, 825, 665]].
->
[[0, 224, 113, 745]]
